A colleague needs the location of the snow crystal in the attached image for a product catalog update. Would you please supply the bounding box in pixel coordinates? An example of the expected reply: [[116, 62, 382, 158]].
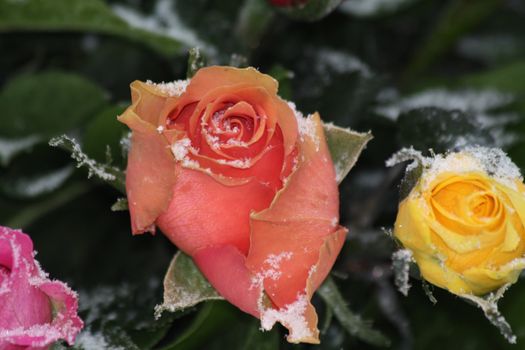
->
[[146, 79, 189, 97], [215, 158, 251, 168], [287, 102, 320, 152], [225, 138, 248, 147], [424, 146, 522, 191], [251, 252, 293, 288], [170, 138, 192, 161], [387, 146, 522, 192], [75, 329, 125, 350], [392, 249, 413, 296], [119, 132, 131, 156], [260, 294, 312, 342], [49, 135, 118, 182]]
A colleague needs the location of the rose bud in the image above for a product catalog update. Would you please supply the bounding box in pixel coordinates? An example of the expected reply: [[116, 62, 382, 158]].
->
[[0, 226, 83, 349], [394, 147, 525, 296], [119, 66, 346, 343]]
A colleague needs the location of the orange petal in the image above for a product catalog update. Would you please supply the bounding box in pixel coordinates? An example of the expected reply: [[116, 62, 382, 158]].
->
[[125, 131, 176, 234], [193, 245, 262, 317], [187, 66, 278, 100], [129, 80, 171, 126], [246, 113, 342, 342], [156, 167, 276, 256]]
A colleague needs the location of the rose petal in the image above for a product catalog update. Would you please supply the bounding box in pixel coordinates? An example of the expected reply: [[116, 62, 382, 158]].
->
[[0, 227, 83, 348], [156, 166, 275, 255], [186, 66, 278, 100], [124, 131, 177, 234], [246, 113, 343, 342], [193, 245, 263, 317]]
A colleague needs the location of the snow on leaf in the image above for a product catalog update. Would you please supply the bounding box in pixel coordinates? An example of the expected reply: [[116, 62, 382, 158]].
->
[[155, 252, 223, 319], [392, 249, 413, 296], [0, 165, 74, 199], [461, 284, 516, 344], [49, 135, 125, 193], [421, 279, 437, 304], [375, 89, 513, 121], [111, 198, 128, 212], [323, 123, 373, 184], [112, 0, 217, 58], [0, 135, 40, 166]]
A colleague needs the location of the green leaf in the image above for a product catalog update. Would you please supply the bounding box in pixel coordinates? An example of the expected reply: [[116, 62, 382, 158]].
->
[[317, 277, 391, 347], [276, 0, 343, 21], [0, 0, 183, 57], [397, 107, 494, 154], [235, 0, 274, 49], [462, 60, 525, 96], [268, 64, 294, 100], [49, 135, 126, 193], [323, 123, 373, 184], [111, 198, 129, 212], [83, 105, 128, 166], [462, 284, 516, 344], [403, 0, 501, 81], [0, 71, 108, 138], [5, 181, 92, 229], [155, 252, 223, 318]]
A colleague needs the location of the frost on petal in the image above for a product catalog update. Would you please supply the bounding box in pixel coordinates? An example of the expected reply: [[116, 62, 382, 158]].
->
[[0, 226, 83, 348], [247, 114, 344, 343]]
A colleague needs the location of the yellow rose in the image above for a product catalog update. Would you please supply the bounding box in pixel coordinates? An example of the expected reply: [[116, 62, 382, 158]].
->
[[394, 148, 525, 296]]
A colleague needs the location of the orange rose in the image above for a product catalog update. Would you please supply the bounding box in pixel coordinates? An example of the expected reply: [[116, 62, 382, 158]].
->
[[118, 66, 346, 343]]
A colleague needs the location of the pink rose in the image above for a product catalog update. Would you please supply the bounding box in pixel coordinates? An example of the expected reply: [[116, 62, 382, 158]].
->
[[0, 226, 83, 350]]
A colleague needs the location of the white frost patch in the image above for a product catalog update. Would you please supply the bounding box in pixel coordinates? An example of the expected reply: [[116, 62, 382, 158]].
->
[[251, 252, 293, 288], [112, 0, 217, 57], [392, 249, 413, 296], [226, 138, 248, 147], [314, 48, 371, 77], [425, 147, 522, 191], [75, 329, 125, 350], [458, 35, 520, 63], [215, 157, 251, 169], [9, 166, 74, 197], [260, 294, 312, 342], [119, 132, 131, 156], [288, 102, 320, 152], [375, 89, 513, 121], [0, 135, 40, 165], [387, 146, 522, 192], [171, 138, 191, 161], [146, 79, 189, 97], [339, 0, 414, 16]]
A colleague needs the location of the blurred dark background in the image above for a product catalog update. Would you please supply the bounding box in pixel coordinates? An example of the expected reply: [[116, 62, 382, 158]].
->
[[1, 0, 525, 349]]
